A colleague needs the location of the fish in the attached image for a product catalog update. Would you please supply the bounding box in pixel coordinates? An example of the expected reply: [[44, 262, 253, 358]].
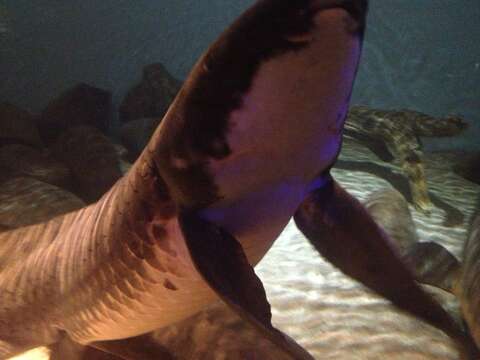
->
[[0, 1, 477, 359], [404, 197, 480, 348], [363, 187, 418, 255], [344, 106, 468, 213]]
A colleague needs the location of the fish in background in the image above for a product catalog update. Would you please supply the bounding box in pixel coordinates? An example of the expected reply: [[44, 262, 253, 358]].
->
[[345, 105, 468, 214], [363, 187, 418, 255], [403, 196, 480, 348]]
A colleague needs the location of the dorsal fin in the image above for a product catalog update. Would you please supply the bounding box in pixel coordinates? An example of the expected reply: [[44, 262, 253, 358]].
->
[[403, 241, 461, 294]]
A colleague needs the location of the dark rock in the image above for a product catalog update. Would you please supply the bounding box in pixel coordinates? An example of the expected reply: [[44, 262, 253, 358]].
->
[[0, 102, 43, 148], [0, 177, 85, 229], [119, 63, 181, 123], [453, 152, 480, 186], [0, 144, 72, 188], [52, 125, 124, 203], [120, 117, 158, 161], [38, 83, 112, 144]]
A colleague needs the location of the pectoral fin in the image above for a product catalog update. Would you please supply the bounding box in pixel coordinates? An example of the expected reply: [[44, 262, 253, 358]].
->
[[293, 176, 479, 358], [403, 241, 461, 294], [178, 211, 314, 360]]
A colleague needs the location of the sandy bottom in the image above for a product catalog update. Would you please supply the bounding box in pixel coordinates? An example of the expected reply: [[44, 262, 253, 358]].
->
[[9, 139, 480, 359]]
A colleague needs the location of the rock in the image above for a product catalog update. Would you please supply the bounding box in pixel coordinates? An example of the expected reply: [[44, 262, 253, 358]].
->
[[0, 144, 71, 188], [52, 125, 124, 203], [453, 152, 480, 185], [0, 102, 43, 148], [120, 117, 158, 161], [0, 177, 85, 229], [38, 83, 112, 144], [119, 63, 181, 123]]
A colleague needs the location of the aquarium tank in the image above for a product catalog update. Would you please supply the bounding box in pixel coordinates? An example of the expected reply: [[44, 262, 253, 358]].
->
[[0, 0, 479, 359]]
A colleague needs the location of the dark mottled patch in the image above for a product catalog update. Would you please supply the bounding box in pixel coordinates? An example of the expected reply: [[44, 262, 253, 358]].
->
[[115, 155, 179, 265], [155, 0, 368, 210], [163, 279, 178, 291]]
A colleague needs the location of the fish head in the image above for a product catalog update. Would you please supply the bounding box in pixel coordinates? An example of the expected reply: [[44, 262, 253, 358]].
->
[[157, 0, 369, 208]]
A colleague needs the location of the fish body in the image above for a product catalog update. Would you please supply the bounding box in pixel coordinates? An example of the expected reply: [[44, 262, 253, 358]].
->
[[0, 1, 366, 356], [404, 197, 480, 348], [459, 207, 480, 346], [2, 1, 476, 359], [363, 187, 418, 255]]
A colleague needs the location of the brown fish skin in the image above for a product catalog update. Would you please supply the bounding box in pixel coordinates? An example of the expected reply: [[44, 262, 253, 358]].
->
[[9, 0, 474, 359], [0, 1, 368, 358], [363, 187, 418, 255], [402, 197, 480, 351], [293, 178, 479, 359], [3, 1, 476, 358], [1, 1, 477, 359], [459, 207, 480, 347]]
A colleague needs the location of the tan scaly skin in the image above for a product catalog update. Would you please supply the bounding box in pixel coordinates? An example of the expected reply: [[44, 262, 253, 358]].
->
[[0, 1, 477, 359]]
